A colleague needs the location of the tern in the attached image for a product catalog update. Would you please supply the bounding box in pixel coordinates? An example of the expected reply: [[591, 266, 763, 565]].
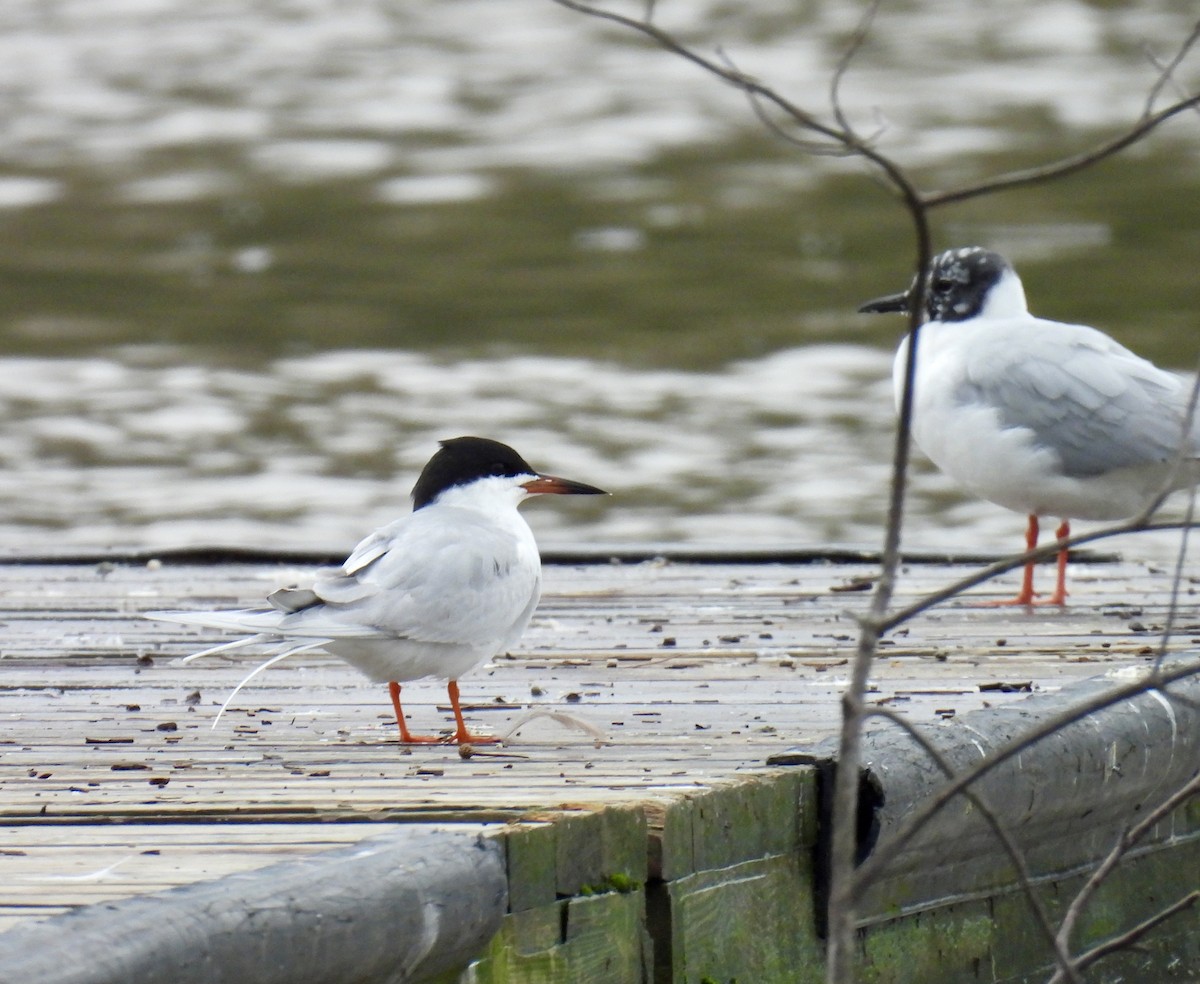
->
[[148, 436, 606, 744], [860, 246, 1200, 605]]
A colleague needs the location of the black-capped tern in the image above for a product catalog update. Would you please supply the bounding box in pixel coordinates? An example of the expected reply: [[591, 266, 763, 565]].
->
[[148, 436, 606, 743]]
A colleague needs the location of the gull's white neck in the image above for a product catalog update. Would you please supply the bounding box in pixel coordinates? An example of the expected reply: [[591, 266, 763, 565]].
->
[[976, 267, 1029, 321]]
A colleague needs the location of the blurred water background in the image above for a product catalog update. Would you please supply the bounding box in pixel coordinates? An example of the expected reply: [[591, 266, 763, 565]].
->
[[0, 0, 1198, 558]]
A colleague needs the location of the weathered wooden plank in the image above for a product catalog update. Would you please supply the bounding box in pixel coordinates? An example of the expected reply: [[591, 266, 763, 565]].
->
[[665, 854, 823, 984], [468, 888, 649, 983]]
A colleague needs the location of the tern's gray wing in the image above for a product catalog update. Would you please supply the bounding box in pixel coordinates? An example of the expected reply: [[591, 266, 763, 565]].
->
[[960, 320, 1197, 478], [303, 507, 541, 648]]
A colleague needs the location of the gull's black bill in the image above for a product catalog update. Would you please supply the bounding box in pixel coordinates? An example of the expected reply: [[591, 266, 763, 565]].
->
[[858, 290, 911, 315]]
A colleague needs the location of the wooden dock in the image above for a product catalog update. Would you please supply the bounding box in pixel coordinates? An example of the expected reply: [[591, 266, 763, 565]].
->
[[1, 551, 1197, 982]]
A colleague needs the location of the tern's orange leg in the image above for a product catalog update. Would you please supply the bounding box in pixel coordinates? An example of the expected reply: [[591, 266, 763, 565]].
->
[[387, 680, 443, 744], [446, 680, 500, 746]]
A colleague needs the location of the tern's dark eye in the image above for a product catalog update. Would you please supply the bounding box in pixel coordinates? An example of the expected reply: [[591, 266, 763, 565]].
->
[[489, 461, 508, 475], [932, 277, 954, 293]]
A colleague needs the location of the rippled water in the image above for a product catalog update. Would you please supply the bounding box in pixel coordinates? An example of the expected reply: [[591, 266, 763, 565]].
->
[[0, 1, 1197, 559], [0, 346, 893, 549], [2, 346, 1196, 568], [0, 1, 1193, 182]]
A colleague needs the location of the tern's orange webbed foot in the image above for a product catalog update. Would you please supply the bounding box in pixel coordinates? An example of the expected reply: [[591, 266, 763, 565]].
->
[[397, 732, 451, 745], [451, 730, 501, 746], [387, 681, 450, 745]]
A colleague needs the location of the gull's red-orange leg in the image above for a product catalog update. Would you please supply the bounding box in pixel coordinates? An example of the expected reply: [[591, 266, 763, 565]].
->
[[980, 515, 1069, 607], [446, 680, 500, 746], [1026, 518, 1070, 606], [1047, 519, 1070, 606], [981, 513, 1039, 606]]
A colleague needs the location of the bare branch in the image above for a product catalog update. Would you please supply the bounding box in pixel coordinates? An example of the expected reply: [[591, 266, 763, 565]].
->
[[544, 11, 925, 981], [826, 238, 930, 981]]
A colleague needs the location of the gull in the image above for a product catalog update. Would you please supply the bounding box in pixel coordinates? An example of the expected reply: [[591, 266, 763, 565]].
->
[[860, 246, 1199, 605], [148, 436, 606, 743]]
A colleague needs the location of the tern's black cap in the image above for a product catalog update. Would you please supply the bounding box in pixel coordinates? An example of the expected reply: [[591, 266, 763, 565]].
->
[[411, 437, 536, 510]]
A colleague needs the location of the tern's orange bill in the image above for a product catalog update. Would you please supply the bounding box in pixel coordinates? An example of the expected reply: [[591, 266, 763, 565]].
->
[[521, 474, 607, 496]]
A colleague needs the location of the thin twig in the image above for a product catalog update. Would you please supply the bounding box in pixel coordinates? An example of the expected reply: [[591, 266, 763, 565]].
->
[[876, 537, 1080, 632], [1153, 488, 1197, 674], [1143, 19, 1200, 118], [742, 90, 857, 157], [829, 0, 881, 139], [1050, 770, 1200, 980], [923, 93, 1200, 209], [878, 517, 1200, 635], [1152, 366, 1200, 673], [1063, 891, 1200, 978], [718, 47, 853, 158]]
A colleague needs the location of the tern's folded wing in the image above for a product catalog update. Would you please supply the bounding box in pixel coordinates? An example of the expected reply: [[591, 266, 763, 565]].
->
[[314, 508, 541, 647]]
